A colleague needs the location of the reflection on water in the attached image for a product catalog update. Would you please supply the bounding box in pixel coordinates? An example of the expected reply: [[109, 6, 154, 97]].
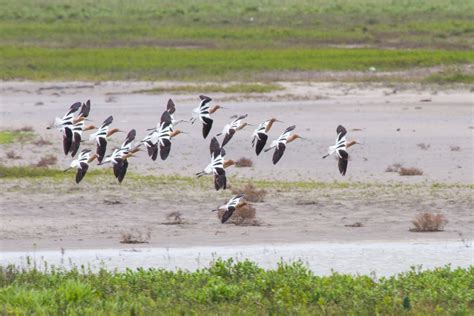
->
[[1, 241, 472, 276]]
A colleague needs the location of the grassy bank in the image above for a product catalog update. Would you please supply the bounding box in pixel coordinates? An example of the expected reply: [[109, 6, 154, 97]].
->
[[0, 260, 472, 314], [2, 47, 473, 81], [0, 0, 473, 82]]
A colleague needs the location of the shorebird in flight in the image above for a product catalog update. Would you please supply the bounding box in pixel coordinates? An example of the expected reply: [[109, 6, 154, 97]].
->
[[196, 137, 228, 190], [101, 129, 140, 183], [251, 118, 282, 155], [190, 95, 225, 139], [165, 98, 188, 128], [217, 114, 252, 147], [64, 148, 97, 184], [211, 194, 246, 224], [265, 125, 303, 164], [142, 111, 185, 161], [88, 115, 123, 163], [47, 101, 83, 155], [70, 100, 94, 157], [322, 125, 359, 176]]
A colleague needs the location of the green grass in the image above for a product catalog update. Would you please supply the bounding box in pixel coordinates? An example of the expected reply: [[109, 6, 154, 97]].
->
[[424, 69, 474, 84], [0, 260, 472, 314], [2, 165, 472, 190], [2, 47, 473, 81], [0, 0, 473, 82], [135, 83, 284, 94], [0, 130, 34, 144]]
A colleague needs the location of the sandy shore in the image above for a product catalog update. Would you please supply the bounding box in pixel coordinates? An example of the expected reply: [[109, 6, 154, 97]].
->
[[0, 81, 472, 259]]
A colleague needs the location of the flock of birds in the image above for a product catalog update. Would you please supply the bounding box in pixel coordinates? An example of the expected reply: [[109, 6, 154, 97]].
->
[[49, 96, 359, 223]]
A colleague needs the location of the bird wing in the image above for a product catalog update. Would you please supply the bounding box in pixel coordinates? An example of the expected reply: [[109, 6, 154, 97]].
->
[[160, 110, 172, 126], [122, 129, 136, 147], [209, 137, 221, 157], [167, 98, 176, 114], [227, 194, 244, 208], [75, 162, 89, 184], [272, 143, 286, 165], [101, 115, 113, 128], [221, 129, 235, 147], [79, 100, 91, 118], [221, 208, 235, 224], [159, 138, 172, 160], [199, 95, 212, 111], [117, 159, 129, 183], [96, 137, 107, 163], [202, 117, 213, 139], [63, 102, 82, 119], [337, 149, 349, 176], [63, 127, 73, 155], [70, 132, 82, 157], [255, 133, 268, 156], [277, 125, 296, 143], [336, 125, 347, 142]]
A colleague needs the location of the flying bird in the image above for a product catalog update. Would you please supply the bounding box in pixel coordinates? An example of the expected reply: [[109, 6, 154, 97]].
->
[[88, 115, 122, 163], [217, 114, 252, 147], [165, 98, 188, 128], [196, 137, 228, 190], [265, 125, 303, 164], [211, 194, 246, 224], [142, 111, 181, 161], [64, 149, 97, 184], [101, 129, 140, 183], [47, 101, 83, 155], [322, 125, 359, 176], [69, 100, 93, 157], [191, 95, 225, 139], [251, 118, 282, 155]]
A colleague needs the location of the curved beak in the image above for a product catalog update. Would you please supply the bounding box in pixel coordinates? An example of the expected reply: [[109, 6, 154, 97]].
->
[[275, 120, 284, 123]]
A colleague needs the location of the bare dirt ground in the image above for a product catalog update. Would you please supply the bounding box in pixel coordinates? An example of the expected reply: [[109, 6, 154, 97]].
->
[[0, 81, 473, 253]]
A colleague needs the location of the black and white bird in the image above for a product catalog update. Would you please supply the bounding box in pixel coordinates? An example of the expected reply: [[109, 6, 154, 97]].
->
[[191, 95, 225, 139], [322, 125, 359, 176], [211, 194, 247, 224], [69, 100, 93, 157], [101, 129, 140, 183], [47, 102, 83, 155], [64, 149, 97, 184], [142, 111, 174, 161], [88, 116, 123, 163], [196, 137, 227, 190], [217, 114, 252, 147], [265, 125, 303, 165], [165, 98, 187, 129], [251, 118, 282, 155]]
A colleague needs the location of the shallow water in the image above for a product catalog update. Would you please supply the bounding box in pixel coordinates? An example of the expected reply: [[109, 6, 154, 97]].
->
[[1, 241, 472, 276]]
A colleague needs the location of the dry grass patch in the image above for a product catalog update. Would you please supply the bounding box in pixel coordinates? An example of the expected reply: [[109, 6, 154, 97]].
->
[[385, 163, 402, 173], [450, 145, 461, 152], [399, 167, 423, 176], [163, 211, 185, 225], [410, 213, 447, 232], [231, 183, 267, 202], [235, 157, 253, 168], [35, 154, 57, 167], [14, 126, 34, 132], [6, 151, 21, 160], [417, 143, 430, 150], [33, 137, 53, 146], [120, 229, 151, 244], [217, 203, 260, 226]]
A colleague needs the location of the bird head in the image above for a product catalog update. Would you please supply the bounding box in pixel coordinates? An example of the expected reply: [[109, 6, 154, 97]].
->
[[224, 159, 235, 168], [107, 128, 124, 136]]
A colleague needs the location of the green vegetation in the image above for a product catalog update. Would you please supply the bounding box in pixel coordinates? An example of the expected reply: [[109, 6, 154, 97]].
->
[[0, 0, 473, 82], [1, 165, 472, 190], [2, 47, 473, 81], [424, 68, 474, 84], [135, 83, 284, 94], [0, 260, 472, 314], [0, 130, 34, 144]]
